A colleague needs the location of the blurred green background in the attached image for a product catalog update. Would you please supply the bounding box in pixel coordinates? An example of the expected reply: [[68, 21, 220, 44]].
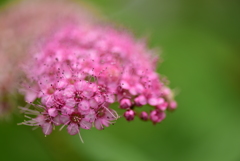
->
[[0, 0, 240, 160]]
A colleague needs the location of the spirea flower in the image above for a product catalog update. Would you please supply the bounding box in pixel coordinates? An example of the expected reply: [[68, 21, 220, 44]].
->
[[19, 23, 177, 139]]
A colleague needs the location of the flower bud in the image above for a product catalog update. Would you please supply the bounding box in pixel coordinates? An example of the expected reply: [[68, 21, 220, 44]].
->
[[150, 110, 166, 124], [134, 95, 147, 106], [124, 110, 135, 121], [120, 98, 131, 109], [139, 111, 148, 121]]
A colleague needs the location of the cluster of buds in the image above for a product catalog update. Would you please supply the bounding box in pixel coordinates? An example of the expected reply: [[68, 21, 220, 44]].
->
[[19, 23, 177, 139]]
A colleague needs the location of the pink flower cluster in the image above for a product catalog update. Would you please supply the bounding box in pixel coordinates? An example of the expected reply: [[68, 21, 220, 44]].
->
[[20, 24, 176, 137]]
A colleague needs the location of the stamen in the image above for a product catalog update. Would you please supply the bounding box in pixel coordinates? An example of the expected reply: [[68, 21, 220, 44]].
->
[[103, 106, 118, 119], [59, 121, 70, 131], [78, 131, 84, 143]]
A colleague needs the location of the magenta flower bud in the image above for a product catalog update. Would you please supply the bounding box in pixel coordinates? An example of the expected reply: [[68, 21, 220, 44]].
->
[[139, 111, 148, 121], [120, 98, 132, 109], [169, 101, 177, 110], [124, 110, 135, 121], [134, 95, 147, 106], [150, 110, 166, 124]]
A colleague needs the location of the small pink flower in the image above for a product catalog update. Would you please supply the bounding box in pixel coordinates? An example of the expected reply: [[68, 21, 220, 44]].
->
[[95, 107, 118, 130], [150, 110, 166, 124]]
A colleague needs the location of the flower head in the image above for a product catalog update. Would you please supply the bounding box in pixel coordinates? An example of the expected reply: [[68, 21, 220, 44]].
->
[[19, 23, 177, 139]]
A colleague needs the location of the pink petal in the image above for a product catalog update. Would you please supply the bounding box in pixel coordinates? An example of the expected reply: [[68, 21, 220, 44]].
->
[[42, 123, 53, 135], [80, 119, 92, 129], [78, 100, 90, 111], [94, 119, 103, 130], [105, 94, 115, 103], [53, 115, 61, 126], [67, 123, 79, 135], [60, 115, 70, 124], [48, 108, 58, 117], [25, 91, 37, 103], [89, 99, 98, 109]]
